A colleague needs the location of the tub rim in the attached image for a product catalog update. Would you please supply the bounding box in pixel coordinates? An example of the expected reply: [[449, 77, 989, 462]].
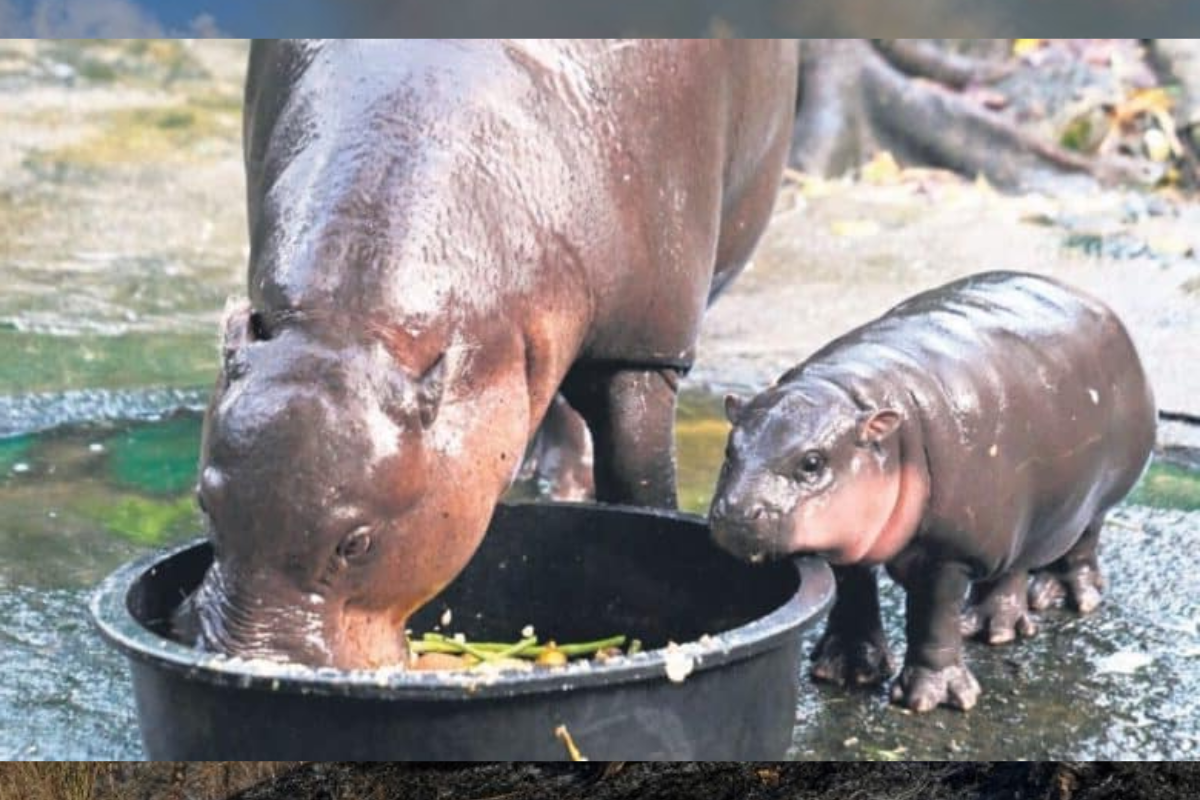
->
[[89, 501, 835, 701]]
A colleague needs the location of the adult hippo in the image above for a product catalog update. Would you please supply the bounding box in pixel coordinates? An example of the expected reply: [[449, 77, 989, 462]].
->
[[173, 39, 799, 670]]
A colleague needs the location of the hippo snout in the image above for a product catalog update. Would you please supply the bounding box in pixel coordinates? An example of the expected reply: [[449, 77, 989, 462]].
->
[[709, 496, 783, 563], [711, 497, 774, 522]]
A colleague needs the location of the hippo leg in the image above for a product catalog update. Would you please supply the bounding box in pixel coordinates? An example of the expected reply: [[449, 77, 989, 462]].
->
[[960, 570, 1038, 645], [1028, 516, 1106, 614], [522, 394, 596, 502], [810, 564, 896, 686], [890, 560, 981, 712], [561, 366, 679, 508]]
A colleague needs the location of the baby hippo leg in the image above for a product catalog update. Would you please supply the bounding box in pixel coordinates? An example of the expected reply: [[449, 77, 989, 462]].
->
[[891, 560, 981, 712], [1028, 516, 1106, 615], [961, 570, 1038, 645], [811, 564, 896, 686]]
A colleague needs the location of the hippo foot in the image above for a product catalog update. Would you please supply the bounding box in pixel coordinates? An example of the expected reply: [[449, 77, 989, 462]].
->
[[960, 575, 1038, 645], [1028, 563, 1105, 614], [810, 629, 896, 687], [890, 662, 981, 712]]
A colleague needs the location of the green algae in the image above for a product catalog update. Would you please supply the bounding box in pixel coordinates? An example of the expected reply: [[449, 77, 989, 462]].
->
[[1130, 461, 1200, 511]]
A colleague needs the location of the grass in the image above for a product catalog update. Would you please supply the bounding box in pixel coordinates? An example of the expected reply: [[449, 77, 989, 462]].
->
[[1130, 461, 1200, 511], [40, 40, 210, 87], [26, 103, 239, 171], [0, 763, 300, 800], [0, 188, 49, 253]]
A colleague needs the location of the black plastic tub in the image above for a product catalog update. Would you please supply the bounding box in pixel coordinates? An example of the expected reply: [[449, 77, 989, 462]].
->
[[90, 501, 834, 759]]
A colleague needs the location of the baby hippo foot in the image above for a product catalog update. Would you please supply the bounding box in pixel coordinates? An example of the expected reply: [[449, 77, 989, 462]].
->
[[961, 572, 1038, 645], [1028, 562, 1105, 614], [890, 662, 981, 712], [811, 629, 896, 687]]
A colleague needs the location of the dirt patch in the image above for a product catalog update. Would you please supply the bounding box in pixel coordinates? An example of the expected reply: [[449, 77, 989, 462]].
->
[[0, 763, 298, 800], [693, 169, 1200, 423], [224, 763, 1200, 800]]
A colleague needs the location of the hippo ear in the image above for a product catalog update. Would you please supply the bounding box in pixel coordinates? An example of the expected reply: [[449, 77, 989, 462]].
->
[[724, 394, 745, 424], [219, 298, 252, 378], [858, 409, 902, 445], [415, 353, 446, 429]]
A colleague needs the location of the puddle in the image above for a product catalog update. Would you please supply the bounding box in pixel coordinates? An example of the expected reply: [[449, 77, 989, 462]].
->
[[1, 390, 1198, 758]]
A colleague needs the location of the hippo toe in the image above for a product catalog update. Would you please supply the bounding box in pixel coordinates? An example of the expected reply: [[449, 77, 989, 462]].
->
[[891, 663, 982, 713], [810, 628, 896, 687], [1028, 565, 1105, 614], [1028, 518, 1107, 615], [961, 571, 1039, 645]]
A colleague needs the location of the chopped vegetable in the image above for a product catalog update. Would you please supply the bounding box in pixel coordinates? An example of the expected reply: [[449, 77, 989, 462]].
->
[[408, 631, 633, 670], [535, 647, 568, 667]]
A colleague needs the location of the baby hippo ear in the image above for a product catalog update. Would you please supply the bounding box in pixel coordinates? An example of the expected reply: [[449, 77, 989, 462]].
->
[[724, 394, 745, 424], [416, 353, 446, 429], [858, 409, 902, 445]]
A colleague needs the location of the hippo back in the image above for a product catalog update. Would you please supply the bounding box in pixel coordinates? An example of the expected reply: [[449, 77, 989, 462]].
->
[[242, 39, 799, 376], [784, 271, 1156, 573]]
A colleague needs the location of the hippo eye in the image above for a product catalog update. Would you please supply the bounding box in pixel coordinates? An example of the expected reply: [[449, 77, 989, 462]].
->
[[795, 450, 826, 481], [336, 526, 374, 563]]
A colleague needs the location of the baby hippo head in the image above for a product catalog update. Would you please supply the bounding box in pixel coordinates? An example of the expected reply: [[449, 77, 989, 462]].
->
[[174, 302, 491, 670], [709, 379, 911, 565]]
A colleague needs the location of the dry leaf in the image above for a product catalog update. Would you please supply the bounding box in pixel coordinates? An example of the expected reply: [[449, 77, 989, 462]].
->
[[861, 151, 901, 184], [756, 768, 781, 787], [830, 219, 881, 238], [1013, 39, 1045, 57]]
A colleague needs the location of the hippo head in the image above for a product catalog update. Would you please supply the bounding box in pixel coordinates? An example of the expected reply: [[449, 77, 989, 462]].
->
[[709, 381, 918, 566], [174, 301, 514, 670]]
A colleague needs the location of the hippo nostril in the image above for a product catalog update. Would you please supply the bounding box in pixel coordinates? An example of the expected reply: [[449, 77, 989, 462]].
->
[[711, 498, 728, 518], [749, 505, 766, 521]]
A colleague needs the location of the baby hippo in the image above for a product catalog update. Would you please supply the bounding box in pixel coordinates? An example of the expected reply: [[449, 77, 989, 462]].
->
[[710, 271, 1155, 712]]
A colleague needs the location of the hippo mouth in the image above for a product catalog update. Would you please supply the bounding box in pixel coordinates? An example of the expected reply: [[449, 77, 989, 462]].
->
[[174, 563, 339, 666], [710, 518, 791, 565]]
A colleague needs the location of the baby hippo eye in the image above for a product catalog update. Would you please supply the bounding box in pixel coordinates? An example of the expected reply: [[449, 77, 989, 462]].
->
[[336, 525, 374, 562], [795, 450, 826, 481]]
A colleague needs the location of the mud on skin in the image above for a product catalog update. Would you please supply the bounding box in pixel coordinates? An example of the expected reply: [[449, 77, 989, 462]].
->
[[174, 39, 799, 670], [710, 271, 1156, 713]]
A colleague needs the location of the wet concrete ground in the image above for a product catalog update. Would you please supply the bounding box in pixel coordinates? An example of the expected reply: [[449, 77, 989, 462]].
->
[[0, 40, 1198, 759]]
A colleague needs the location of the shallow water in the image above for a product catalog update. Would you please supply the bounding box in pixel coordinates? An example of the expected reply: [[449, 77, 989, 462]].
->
[[1, 389, 1198, 759]]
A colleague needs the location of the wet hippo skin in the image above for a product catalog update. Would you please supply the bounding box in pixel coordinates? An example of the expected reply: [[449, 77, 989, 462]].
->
[[174, 39, 799, 669], [710, 271, 1156, 712]]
